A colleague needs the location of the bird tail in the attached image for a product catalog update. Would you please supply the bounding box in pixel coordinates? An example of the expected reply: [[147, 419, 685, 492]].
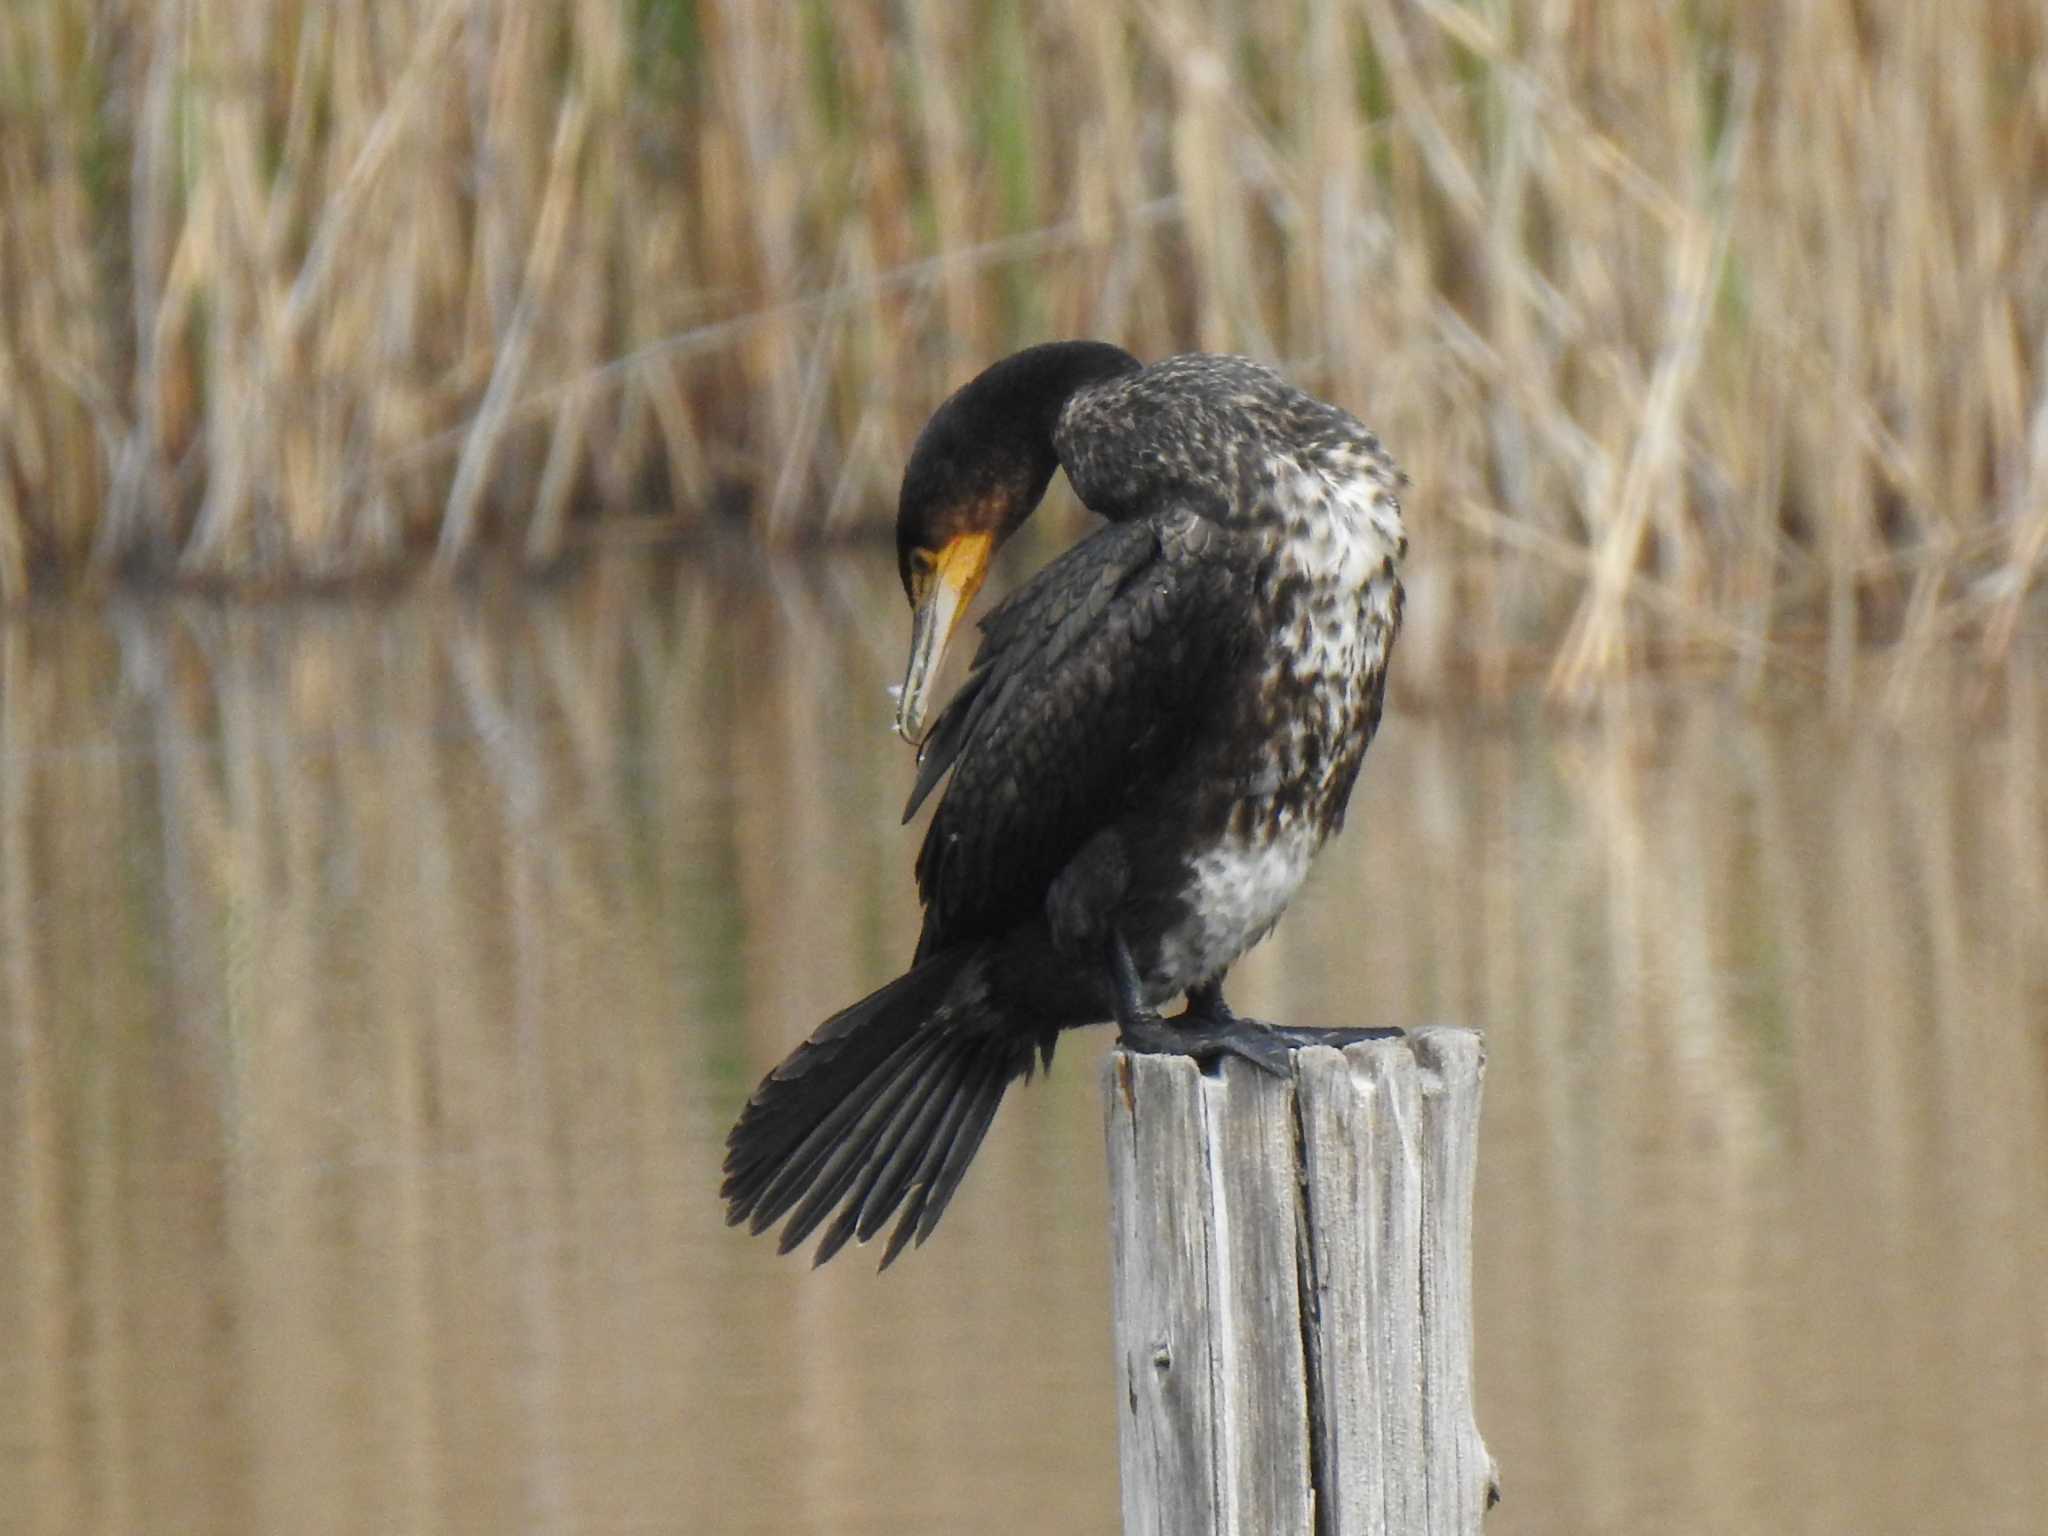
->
[[721, 945, 1050, 1268]]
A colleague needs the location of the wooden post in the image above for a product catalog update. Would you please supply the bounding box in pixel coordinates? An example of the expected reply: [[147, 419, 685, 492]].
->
[[1103, 1028, 1496, 1536]]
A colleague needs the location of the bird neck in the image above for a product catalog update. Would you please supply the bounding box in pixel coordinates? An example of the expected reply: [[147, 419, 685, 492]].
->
[[992, 340, 1143, 428], [905, 342, 1146, 546], [959, 341, 1143, 477]]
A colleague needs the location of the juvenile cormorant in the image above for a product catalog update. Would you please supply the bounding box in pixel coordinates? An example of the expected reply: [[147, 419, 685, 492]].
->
[[723, 341, 1407, 1266]]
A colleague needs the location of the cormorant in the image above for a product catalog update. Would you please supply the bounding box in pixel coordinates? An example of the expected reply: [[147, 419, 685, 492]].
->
[[722, 341, 1407, 1266]]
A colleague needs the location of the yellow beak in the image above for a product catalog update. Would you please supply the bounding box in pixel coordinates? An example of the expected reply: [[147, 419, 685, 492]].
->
[[896, 530, 995, 744]]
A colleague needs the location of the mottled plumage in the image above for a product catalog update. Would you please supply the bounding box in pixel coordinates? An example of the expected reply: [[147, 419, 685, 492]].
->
[[724, 345, 1406, 1266]]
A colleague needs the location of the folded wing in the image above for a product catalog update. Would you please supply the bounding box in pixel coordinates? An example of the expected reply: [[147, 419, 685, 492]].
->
[[906, 508, 1252, 958]]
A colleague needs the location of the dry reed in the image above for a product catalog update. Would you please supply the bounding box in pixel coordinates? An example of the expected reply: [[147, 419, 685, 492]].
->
[[2, 1, 2045, 695]]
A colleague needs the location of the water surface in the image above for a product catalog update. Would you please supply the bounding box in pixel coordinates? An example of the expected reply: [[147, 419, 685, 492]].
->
[[3, 554, 2044, 1535]]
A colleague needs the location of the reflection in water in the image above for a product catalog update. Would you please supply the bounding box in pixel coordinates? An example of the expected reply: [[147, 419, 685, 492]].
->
[[1, 555, 2043, 1536]]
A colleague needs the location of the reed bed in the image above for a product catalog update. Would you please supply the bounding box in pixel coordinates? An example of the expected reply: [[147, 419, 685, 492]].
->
[[3, 1, 2045, 693]]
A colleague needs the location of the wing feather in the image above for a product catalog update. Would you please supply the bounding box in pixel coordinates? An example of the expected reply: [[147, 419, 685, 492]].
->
[[906, 508, 1250, 953]]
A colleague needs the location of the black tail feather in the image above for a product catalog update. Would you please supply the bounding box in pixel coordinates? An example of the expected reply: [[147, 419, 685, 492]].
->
[[851, 1045, 975, 1242], [782, 1037, 964, 1257], [813, 1041, 970, 1264], [723, 962, 952, 1190], [881, 1045, 1011, 1267], [857, 1055, 980, 1261], [754, 1031, 940, 1242], [722, 957, 959, 1220], [914, 1050, 1011, 1244], [722, 945, 1041, 1267]]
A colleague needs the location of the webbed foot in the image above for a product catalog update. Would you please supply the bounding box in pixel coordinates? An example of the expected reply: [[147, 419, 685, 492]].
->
[[1106, 933, 1294, 1075], [1117, 1008, 1301, 1076], [1176, 979, 1404, 1069]]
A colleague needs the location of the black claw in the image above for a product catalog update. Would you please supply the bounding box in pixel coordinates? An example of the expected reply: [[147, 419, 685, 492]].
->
[[1113, 962, 1404, 1074], [1118, 1011, 1297, 1077], [1110, 932, 1289, 1074], [1174, 977, 1405, 1066]]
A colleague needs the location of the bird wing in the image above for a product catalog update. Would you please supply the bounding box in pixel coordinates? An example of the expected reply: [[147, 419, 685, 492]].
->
[[904, 507, 1253, 952]]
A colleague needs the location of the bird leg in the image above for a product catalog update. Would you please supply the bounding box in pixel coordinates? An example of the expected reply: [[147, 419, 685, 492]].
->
[[1110, 937, 1296, 1077], [1179, 977, 1404, 1055]]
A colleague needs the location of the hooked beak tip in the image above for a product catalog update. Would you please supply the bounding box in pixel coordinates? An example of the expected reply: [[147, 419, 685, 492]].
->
[[894, 687, 934, 746], [891, 675, 926, 745]]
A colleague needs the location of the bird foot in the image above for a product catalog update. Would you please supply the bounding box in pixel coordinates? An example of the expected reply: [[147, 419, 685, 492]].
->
[[1117, 1010, 1302, 1077], [1108, 932, 1293, 1075], [1109, 936, 1397, 1075], [1171, 988, 1405, 1073]]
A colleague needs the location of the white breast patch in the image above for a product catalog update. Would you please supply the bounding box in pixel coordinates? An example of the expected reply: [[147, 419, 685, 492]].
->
[[1145, 816, 1320, 999]]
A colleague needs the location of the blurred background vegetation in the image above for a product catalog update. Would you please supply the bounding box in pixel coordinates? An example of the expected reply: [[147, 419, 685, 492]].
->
[[3, 0, 2045, 694]]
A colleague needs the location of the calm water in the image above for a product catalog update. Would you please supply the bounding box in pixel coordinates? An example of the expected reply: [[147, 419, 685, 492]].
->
[[3, 553, 2044, 1536]]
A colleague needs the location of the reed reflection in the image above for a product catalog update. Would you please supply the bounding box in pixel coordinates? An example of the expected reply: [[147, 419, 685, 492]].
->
[[0, 559, 2041, 1536]]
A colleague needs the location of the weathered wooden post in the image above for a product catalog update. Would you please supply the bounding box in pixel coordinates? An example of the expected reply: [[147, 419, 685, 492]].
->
[[1104, 1027, 1496, 1536]]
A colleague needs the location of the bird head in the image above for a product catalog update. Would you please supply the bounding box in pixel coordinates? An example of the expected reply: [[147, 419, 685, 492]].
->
[[892, 342, 1141, 743], [893, 437, 1044, 744]]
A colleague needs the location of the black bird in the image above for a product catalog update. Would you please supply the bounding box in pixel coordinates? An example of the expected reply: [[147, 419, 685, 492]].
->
[[722, 342, 1407, 1266]]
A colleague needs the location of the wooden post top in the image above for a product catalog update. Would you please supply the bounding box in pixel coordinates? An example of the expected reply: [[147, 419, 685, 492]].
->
[[1103, 1027, 1495, 1536]]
